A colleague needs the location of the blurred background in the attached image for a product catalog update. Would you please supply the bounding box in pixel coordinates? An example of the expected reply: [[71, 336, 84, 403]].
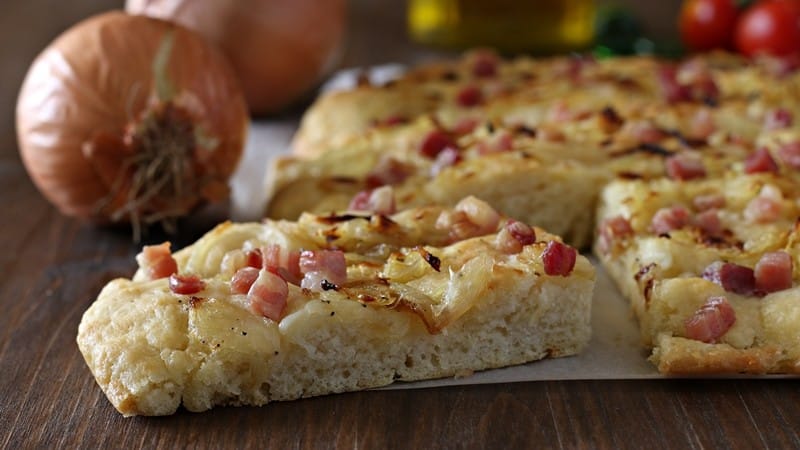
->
[[1, 0, 683, 169]]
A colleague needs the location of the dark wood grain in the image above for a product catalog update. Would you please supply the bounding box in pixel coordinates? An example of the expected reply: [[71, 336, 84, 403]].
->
[[3, 0, 800, 449]]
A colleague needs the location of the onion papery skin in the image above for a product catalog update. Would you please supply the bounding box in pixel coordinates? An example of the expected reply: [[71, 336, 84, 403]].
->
[[16, 11, 248, 226], [126, 0, 347, 115]]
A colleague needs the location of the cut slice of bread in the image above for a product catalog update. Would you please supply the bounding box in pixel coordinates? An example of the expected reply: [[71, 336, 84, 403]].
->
[[77, 202, 594, 415], [595, 174, 800, 374]]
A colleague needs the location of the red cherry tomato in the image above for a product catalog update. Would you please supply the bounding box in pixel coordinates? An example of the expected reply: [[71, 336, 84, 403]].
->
[[735, 0, 800, 57], [680, 0, 740, 51]]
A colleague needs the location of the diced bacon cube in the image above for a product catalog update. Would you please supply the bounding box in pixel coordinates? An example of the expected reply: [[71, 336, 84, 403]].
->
[[702, 261, 756, 296], [650, 206, 691, 235], [597, 215, 634, 254], [231, 267, 260, 294], [763, 108, 793, 130], [169, 273, 205, 295], [248, 269, 288, 321], [348, 186, 396, 215], [136, 242, 178, 280], [666, 154, 706, 180], [456, 85, 483, 107], [744, 185, 784, 223], [496, 220, 536, 254], [451, 117, 480, 135], [471, 52, 499, 78], [542, 241, 577, 276], [657, 66, 691, 103], [744, 148, 779, 174], [684, 296, 736, 343], [694, 209, 723, 237], [299, 250, 347, 288], [755, 251, 793, 294], [419, 130, 457, 158], [692, 193, 726, 211]]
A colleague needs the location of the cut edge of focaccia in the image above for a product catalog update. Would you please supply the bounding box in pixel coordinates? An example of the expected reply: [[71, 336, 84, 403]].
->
[[264, 146, 608, 250], [594, 175, 800, 375], [77, 203, 595, 416]]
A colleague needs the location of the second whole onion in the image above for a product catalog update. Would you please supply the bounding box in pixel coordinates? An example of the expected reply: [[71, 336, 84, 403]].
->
[[126, 0, 348, 115]]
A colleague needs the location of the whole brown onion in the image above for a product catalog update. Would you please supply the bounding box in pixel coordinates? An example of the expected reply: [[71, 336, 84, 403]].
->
[[16, 11, 248, 237], [126, 0, 347, 115]]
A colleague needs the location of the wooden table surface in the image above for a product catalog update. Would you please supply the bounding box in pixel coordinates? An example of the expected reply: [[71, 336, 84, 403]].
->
[[2, 1, 800, 449]]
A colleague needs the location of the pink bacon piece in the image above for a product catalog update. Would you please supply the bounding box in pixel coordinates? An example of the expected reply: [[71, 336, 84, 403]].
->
[[685, 296, 736, 343], [702, 262, 756, 296], [650, 206, 691, 235], [755, 251, 793, 294], [348, 186, 396, 216], [299, 250, 347, 291], [136, 242, 178, 280], [169, 273, 205, 295], [744, 148, 779, 174], [248, 269, 289, 321], [542, 241, 577, 276], [496, 220, 536, 254], [666, 154, 706, 181]]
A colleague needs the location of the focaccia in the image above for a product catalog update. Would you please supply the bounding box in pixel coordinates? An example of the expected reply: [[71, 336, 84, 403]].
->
[[282, 50, 800, 376], [77, 198, 594, 415], [293, 50, 800, 158], [595, 171, 800, 374]]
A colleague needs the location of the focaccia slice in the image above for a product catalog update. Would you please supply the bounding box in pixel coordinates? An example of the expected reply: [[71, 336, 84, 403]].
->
[[595, 172, 800, 374], [267, 87, 773, 250], [77, 198, 594, 416], [294, 51, 800, 158]]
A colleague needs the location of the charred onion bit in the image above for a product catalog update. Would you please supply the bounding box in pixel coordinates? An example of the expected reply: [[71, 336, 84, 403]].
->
[[542, 241, 577, 276], [169, 273, 205, 295], [417, 247, 441, 272], [685, 296, 736, 343]]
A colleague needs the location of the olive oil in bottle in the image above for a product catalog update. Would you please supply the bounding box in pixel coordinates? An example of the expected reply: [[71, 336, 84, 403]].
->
[[407, 0, 596, 54]]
